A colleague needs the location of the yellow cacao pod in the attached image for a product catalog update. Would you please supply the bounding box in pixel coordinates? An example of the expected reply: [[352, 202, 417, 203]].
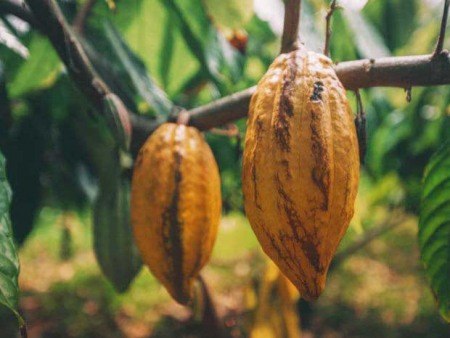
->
[[249, 260, 300, 338], [242, 48, 360, 300], [131, 123, 221, 304]]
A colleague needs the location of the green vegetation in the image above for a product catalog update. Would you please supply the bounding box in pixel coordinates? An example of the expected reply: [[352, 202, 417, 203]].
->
[[0, 0, 449, 336]]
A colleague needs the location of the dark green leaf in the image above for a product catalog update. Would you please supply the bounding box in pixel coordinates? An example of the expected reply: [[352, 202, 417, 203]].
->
[[163, 0, 243, 93], [0, 150, 24, 326], [363, 0, 419, 51], [8, 35, 61, 98], [102, 21, 174, 118], [3, 113, 45, 244], [159, 12, 175, 90], [90, 0, 199, 95], [418, 140, 450, 322]]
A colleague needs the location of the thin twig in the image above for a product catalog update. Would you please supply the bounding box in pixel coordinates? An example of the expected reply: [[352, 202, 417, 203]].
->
[[433, 0, 450, 57], [73, 0, 97, 35], [331, 212, 408, 269], [280, 0, 302, 53], [324, 0, 339, 56]]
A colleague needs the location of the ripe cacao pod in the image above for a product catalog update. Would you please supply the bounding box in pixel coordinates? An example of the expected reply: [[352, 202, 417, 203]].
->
[[242, 48, 360, 300], [131, 123, 221, 305]]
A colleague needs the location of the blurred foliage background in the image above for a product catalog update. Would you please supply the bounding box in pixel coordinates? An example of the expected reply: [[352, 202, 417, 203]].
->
[[0, 0, 449, 337]]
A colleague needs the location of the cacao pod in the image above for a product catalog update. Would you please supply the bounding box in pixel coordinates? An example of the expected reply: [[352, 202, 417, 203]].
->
[[94, 176, 142, 293], [131, 123, 222, 305], [74, 108, 142, 293], [242, 48, 360, 300], [249, 260, 300, 338]]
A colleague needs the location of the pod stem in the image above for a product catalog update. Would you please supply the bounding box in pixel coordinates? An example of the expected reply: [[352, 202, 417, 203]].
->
[[280, 0, 302, 54], [20, 324, 28, 338], [177, 110, 191, 126], [192, 275, 224, 338]]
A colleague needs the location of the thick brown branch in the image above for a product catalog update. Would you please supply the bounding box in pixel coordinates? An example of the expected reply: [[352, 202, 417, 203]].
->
[[131, 53, 450, 152], [337, 53, 450, 89], [280, 0, 302, 53]]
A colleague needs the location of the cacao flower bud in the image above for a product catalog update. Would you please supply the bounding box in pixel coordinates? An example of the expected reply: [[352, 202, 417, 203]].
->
[[102, 93, 132, 151]]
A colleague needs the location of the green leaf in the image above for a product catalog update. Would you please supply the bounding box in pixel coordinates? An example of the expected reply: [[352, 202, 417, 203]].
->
[[163, 0, 243, 92], [102, 21, 174, 118], [8, 35, 61, 98], [204, 25, 244, 84], [363, 0, 419, 51], [93, 0, 241, 95], [203, 0, 254, 29], [418, 140, 450, 322], [0, 150, 24, 326], [159, 12, 176, 89], [111, 0, 199, 95], [4, 113, 46, 245]]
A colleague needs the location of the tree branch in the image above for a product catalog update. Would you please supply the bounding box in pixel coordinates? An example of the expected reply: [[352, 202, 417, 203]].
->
[[280, 0, 302, 53], [130, 53, 450, 151], [336, 53, 450, 89], [331, 212, 407, 269], [3, 1, 450, 158], [24, 0, 110, 113], [434, 0, 450, 57]]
